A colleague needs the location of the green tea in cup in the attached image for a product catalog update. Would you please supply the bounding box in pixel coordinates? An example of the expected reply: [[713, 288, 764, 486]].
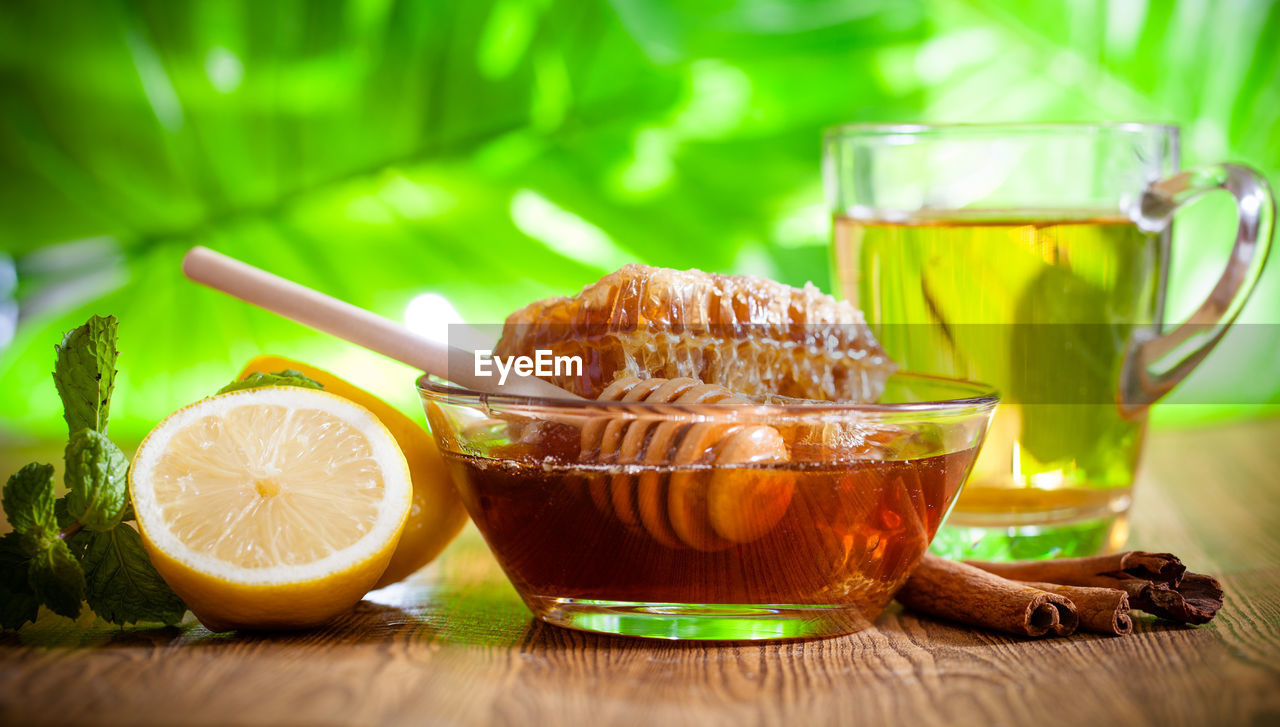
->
[[824, 123, 1274, 560]]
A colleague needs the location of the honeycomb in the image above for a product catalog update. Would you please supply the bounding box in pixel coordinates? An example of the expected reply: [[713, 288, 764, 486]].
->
[[494, 264, 895, 401]]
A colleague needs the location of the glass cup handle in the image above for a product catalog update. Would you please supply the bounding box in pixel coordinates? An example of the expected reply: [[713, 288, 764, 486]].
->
[[1120, 163, 1275, 414]]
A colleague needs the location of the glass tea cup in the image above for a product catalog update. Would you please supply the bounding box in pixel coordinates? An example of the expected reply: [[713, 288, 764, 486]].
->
[[419, 372, 996, 640], [824, 122, 1274, 560]]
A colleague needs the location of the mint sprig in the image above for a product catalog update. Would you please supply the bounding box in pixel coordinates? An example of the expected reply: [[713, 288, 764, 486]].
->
[[1, 315, 186, 630]]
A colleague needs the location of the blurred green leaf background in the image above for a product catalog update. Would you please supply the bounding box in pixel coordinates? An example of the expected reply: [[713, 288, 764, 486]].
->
[[0, 0, 1277, 445]]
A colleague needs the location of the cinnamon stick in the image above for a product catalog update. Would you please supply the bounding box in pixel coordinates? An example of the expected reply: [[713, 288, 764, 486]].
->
[[1019, 582, 1132, 636], [968, 551, 1185, 587], [895, 555, 1079, 638], [966, 551, 1224, 625]]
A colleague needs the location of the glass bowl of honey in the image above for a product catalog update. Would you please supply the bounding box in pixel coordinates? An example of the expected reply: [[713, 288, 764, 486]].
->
[[418, 372, 997, 640]]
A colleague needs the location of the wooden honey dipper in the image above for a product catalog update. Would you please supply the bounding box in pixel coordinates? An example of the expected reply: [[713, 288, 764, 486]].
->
[[581, 376, 796, 552], [181, 247, 796, 551]]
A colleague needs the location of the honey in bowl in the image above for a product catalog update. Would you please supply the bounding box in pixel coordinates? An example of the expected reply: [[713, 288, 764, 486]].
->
[[445, 446, 975, 635], [422, 265, 996, 640]]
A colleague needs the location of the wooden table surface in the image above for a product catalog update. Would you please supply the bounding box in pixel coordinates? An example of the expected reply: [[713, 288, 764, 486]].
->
[[2, 419, 1278, 727]]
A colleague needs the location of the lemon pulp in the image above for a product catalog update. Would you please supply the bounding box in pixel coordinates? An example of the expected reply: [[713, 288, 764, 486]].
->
[[149, 403, 387, 570]]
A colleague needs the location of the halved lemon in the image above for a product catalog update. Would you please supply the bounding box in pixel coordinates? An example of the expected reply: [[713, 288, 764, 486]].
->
[[236, 355, 469, 587], [130, 386, 413, 632]]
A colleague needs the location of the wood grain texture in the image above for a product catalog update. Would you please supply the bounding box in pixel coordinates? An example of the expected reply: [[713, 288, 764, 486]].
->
[[3, 420, 1279, 727]]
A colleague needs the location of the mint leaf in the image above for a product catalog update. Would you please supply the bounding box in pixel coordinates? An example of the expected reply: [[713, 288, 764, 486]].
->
[[78, 527, 185, 626], [218, 369, 323, 395], [54, 314, 118, 435], [64, 429, 129, 532], [0, 533, 40, 630], [28, 539, 84, 620], [3, 463, 57, 539]]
